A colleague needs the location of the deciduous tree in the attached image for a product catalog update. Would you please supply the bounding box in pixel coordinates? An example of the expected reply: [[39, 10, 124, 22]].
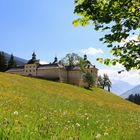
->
[[83, 72, 95, 89], [98, 74, 112, 92], [103, 74, 112, 92], [74, 0, 140, 72], [98, 75, 104, 88], [61, 53, 85, 67]]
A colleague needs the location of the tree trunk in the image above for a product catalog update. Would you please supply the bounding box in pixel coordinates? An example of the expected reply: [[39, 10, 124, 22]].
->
[[108, 86, 110, 92]]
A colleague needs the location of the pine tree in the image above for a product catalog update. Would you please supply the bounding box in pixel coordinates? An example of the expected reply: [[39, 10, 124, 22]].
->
[[106, 79, 112, 92], [99, 74, 112, 92], [98, 76, 104, 89], [103, 74, 109, 89], [0, 52, 7, 72], [8, 54, 17, 69], [127, 94, 140, 105]]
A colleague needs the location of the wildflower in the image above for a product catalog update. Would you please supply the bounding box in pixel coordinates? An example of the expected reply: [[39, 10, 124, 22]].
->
[[96, 121, 99, 124], [54, 110, 57, 113], [43, 116, 47, 120], [69, 137, 73, 140], [51, 135, 57, 140], [95, 133, 101, 139], [104, 132, 109, 136], [76, 123, 80, 127], [3, 118, 9, 127], [13, 111, 18, 116], [63, 112, 67, 115], [85, 113, 88, 116]]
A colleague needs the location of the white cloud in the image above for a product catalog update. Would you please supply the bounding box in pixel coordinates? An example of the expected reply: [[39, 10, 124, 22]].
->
[[98, 35, 140, 86], [99, 64, 140, 86], [120, 35, 139, 46], [80, 47, 104, 55], [40, 61, 48, 64]]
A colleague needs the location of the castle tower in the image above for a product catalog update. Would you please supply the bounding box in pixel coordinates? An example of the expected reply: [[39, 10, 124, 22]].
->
[[84, 54, 87, 61], [32, 52, 36, 61], [53, 56, 58, 64]]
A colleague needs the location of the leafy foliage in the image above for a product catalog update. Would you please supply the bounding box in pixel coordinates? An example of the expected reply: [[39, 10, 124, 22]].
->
[[98, 75, 104, 88], [60, 53, 88, 72], [98, 74, 112, 92], [103, 74, 112, 92], [61, 53, 83, 66], [74, 0, 140, 71], [83, 72, 95, 89]]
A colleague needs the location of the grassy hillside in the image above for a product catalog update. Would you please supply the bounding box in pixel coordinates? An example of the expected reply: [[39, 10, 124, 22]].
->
[[0, 73, 140, 140]]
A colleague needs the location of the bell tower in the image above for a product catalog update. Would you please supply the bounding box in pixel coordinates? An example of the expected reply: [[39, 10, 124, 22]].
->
[[32, 52, 36, 61], [53, 56, 58, 64], [84, 54, 87, 61]]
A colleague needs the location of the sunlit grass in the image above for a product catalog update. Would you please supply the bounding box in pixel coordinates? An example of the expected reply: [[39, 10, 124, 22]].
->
[[0, 72, 140, 139]]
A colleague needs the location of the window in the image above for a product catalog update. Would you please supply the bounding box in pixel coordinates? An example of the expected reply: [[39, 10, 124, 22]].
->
[[91, 70, 93, 73]]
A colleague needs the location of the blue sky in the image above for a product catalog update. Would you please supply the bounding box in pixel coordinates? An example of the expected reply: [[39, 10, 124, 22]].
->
[[0, 0, 110, 63], [0, 0, 140, 86]]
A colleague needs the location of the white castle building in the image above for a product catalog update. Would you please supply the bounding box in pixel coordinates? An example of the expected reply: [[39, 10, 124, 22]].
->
[[7, 52, 98, 87]]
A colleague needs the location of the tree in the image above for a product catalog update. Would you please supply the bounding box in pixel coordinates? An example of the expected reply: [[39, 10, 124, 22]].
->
[[103, 74, 108, 89], [126, 94, 140, 105], [8, 54, 17, 69], [74, 0, 140, 72], [98, 74, 112, 92], [83, 72, 95, 89], [0, 52, 7, 72], [106, 78, 112, 92], [103, 74, 112, 92], [61, 53, 85, 67], [98, 75, 104, 89]]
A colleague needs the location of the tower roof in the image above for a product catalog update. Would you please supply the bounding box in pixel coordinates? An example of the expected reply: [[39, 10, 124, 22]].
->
[[84, 54, 87, 61], [27, 52, 38, 64], [53, 56, 58, 64]]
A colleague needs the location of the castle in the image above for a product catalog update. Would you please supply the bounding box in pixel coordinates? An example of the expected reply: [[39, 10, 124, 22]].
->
[[7, 52, 98, 87]]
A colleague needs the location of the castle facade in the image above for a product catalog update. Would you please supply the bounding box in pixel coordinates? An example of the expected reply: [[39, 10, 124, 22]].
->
[[6, 52, 98, 87]]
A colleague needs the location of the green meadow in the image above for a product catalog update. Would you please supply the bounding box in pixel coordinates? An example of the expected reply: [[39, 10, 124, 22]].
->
[[0, 73, 140, 140]]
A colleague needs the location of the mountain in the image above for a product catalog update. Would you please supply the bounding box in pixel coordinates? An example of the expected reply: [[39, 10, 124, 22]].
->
[[121, 85, 140, 99], [111, 80, 135, 95], [2, 52, 27, 66], [0, 72, 140, 139]]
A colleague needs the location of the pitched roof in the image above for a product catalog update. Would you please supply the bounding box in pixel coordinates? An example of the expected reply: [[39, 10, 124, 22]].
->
[[38, 63, 65, 69], [66, 66, 81, 71]]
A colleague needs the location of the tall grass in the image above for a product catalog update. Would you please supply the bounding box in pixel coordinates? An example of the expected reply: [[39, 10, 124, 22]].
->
[[0, 73, 140, 140]]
